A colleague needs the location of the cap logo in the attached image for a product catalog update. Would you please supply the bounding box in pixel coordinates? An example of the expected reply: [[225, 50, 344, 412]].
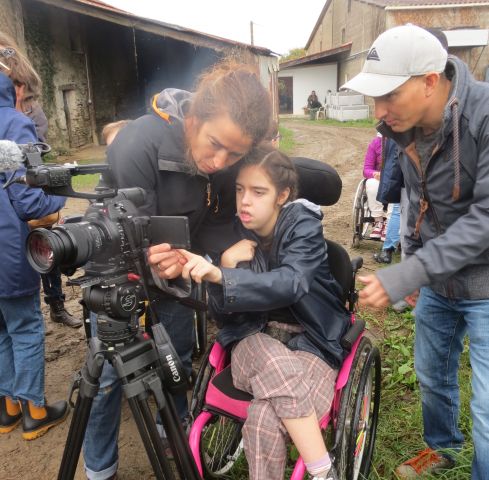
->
[[366, 47, 380, 61]]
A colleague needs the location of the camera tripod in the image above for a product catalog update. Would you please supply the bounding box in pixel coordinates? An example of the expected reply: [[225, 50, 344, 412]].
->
[[57, 314, 202, 480]]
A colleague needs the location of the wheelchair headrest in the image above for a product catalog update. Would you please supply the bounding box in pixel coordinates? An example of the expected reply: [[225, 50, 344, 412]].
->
[[293, 157, 342, 207]]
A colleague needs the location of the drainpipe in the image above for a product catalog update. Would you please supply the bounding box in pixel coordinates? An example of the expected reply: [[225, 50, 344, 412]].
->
[[84, 49, 99, 145]]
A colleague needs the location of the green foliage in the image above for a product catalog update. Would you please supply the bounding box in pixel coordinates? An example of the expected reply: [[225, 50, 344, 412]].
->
[[361, 306, 473, 479], [71, 173, 99, 191], [280, 48, 307, 62], [315, 118, 377, 128]]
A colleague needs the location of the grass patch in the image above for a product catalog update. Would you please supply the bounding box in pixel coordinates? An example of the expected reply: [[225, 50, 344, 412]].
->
[[71, 173, 100, 191], [282, 116, 377, 129], [361, 305, 473, 479], [278, 124, 295, 155]]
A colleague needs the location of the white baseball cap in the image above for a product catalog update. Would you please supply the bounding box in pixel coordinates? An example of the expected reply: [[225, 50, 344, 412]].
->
[[341, 24, 448, 97]]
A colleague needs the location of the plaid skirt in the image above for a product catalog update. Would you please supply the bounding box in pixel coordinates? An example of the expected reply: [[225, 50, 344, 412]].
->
[[231, 332, 337, 480]]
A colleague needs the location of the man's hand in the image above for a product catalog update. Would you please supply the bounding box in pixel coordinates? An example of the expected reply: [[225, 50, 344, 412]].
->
[[178, 250, 222, 284], [147, 243, 187, 280], [358, 274, 391, 308], [221, 239, 257, 268]]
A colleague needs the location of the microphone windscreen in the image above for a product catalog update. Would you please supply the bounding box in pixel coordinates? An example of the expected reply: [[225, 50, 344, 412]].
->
[[0, 140, 24, 172]]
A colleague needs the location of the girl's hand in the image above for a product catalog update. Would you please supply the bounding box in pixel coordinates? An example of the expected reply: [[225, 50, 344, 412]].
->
[[178, 250, 223, 284], [221, 240, 257, 268], [147, 243, 187, 279]]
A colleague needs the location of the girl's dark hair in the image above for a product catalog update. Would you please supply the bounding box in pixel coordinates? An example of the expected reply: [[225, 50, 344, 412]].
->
[[241, 143, 298, 202], [189, 58, 272, 146]]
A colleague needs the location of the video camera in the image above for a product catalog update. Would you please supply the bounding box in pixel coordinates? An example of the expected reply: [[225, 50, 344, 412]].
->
[[0, 140, 192, 394]]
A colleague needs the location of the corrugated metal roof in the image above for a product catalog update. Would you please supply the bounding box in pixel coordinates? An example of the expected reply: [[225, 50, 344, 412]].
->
[[33, 0, 275, 55], [280, 43, 352, 69]]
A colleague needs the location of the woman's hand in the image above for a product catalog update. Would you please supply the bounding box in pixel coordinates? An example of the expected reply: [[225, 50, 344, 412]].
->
[[178, 250, 223, 284], [147, 243, 187, 279], [221, 239, 257, 268], [373, 171, 381, 181]]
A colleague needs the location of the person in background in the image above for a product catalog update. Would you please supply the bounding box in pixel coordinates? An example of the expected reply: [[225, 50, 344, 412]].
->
[[343, 24, 489, 479], [0, 48, 68, 440], [0, 31, 80, 328], [363, 133, 389, 240], [101, 120, 131, 146], [307, 90, 322, 109], [373, 136, 401, 264]]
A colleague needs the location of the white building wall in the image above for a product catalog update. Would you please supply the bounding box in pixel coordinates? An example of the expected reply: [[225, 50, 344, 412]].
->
[[279, 63, 337, 115]]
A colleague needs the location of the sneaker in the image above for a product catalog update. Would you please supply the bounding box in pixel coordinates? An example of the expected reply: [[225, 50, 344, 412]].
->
[[369, 221, 384, 239], [395, 448, 455, 479]]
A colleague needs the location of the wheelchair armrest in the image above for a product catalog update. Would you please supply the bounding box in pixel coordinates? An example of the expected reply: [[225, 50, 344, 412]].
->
[[351, 256, 363, 273], [340, 318, 366, 350]]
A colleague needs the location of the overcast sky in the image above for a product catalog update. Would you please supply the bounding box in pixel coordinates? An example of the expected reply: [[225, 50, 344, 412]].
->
[[102, 0, 326, 55]]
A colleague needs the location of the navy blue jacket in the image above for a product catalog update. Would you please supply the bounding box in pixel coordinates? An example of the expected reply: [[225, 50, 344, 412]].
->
[[0, 73, 65, 297], [376, 137, 403, 204], [207, 200, 351, 369]]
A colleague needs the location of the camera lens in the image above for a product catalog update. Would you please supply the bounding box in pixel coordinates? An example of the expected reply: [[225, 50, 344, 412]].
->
[[26, 223, 104, 273], [26, 229, 55, 273]]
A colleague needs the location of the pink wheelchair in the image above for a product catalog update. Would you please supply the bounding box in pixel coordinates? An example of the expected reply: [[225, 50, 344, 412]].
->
[[187, 240, 381, 480]]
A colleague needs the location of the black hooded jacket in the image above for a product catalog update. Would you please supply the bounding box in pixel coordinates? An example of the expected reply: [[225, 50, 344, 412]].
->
[[207, 200, 351, 369], [106, 89, 226, 246]]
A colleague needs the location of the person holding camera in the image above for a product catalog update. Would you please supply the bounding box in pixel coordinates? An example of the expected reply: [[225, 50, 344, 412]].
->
[[83, 59, 272, 480], [0, 57, 68, 439], [0, 31, 81, 329]]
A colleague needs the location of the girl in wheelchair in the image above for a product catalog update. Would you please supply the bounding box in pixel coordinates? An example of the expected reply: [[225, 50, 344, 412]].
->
[[179, 144, 351, 480]]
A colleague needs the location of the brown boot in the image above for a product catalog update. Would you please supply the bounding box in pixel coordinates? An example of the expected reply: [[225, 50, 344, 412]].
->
[[0, 396, 22, 434], [19, 399, 69, 440], [50, 300, 82, 328]]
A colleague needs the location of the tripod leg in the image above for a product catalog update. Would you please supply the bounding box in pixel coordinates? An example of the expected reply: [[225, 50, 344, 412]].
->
[[158, 390, 202, 480], [127, 396, 175, 480], [57, 394, 94, 480], [58, 341, 105, 480]]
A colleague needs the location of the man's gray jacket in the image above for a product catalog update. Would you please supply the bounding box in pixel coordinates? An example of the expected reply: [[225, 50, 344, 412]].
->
[[377, 56, 489, 302]]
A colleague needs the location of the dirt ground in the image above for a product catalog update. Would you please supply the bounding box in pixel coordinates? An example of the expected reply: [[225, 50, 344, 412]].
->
[[1, 118, 381, 479]]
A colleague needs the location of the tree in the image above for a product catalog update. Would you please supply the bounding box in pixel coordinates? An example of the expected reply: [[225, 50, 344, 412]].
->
[[280, 48, 306, 63]]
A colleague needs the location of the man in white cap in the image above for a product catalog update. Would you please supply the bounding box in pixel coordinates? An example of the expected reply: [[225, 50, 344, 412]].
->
[[342, 24, 489, 480]]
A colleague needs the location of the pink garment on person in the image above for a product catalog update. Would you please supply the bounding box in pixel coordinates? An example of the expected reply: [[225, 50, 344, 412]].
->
[[363, 136, 382, 179]]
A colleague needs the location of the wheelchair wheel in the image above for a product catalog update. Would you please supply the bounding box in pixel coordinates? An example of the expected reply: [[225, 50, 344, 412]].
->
[[334, 336, 381, 480], [200, 413, 246, 478], [351, 180, 371, 248]]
